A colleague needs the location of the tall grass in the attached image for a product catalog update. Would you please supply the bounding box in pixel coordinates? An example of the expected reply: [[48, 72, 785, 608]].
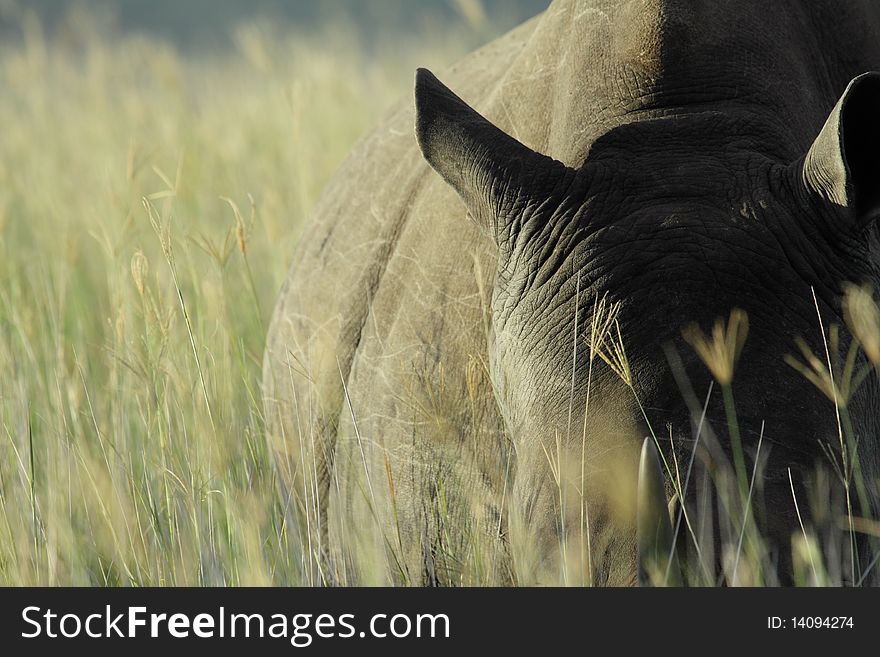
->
[[0, 7, 877, 588], [0, 8, 483, 585]]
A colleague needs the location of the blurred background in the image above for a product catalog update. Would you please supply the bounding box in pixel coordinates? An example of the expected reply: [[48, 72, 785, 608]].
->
[[0, 0, 549, 48]]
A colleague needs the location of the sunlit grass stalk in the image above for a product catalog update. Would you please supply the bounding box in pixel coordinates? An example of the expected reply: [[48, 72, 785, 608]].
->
[[665, 383, 714, 585], [579, 285, 597, 587], [810, 287, 857, 584], [789, 467, 821, 585], [837, 407, 866, 584], [222, 195, 265, 333], [27, 415, 40, 580], [145, 198, 217, 434], [731, 421, 763, 584]]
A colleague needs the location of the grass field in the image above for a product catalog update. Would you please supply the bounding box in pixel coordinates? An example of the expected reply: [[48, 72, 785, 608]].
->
[[1, 6, 878, 588], [0, 8, 494, 585]]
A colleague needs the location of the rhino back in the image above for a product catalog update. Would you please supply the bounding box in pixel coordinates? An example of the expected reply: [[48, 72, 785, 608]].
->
[[262, 15, 545, 584], [263, 0, 880, 584]]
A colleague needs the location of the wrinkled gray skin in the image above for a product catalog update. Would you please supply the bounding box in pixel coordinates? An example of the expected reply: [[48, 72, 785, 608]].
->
[[264, 0, 880, 585]]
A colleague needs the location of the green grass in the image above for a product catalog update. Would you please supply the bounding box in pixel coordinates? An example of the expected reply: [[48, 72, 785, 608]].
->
[[0, 9, 482, 585]]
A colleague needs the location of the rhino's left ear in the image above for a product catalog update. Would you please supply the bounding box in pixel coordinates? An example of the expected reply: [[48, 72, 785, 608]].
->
[[414, 68, 574, 242], [801, 72, 880, 230]]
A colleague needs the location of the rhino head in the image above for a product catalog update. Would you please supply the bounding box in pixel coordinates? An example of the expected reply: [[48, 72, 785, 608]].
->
[[415, 67, 880, 585]]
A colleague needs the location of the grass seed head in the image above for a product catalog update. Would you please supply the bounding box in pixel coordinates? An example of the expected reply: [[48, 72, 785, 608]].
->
[[585, 294, 632, 387], [843, 283, 880, 366], [130, 249, 148, 299], [683, 308, 749, 386]]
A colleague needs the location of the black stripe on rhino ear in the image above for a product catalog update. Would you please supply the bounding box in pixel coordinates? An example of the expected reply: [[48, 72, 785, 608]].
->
[[414, 68, 573, 242], [802, 72, 880, 230]]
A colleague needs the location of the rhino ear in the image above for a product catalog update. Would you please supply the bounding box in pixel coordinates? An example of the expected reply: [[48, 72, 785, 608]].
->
[[414, 68, 572, 240], [801, 72, 880, 229]]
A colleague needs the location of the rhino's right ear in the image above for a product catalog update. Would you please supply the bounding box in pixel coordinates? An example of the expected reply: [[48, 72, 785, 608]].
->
[[801, 72, 880, 231], [415, 68, 573, 240]]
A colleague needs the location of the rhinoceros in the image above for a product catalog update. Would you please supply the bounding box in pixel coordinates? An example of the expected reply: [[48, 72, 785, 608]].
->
[[263, 0, 880, 586]]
